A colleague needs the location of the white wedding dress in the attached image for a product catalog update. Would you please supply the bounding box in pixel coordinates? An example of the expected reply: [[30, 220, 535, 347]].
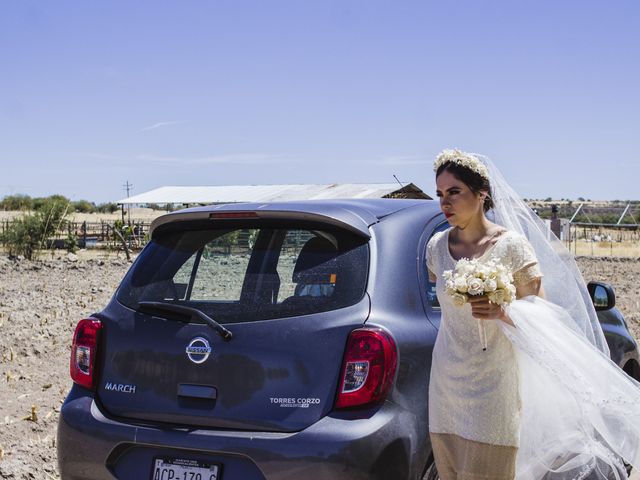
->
[[427, 227, 539, 448], [427, 226, 640, 479]]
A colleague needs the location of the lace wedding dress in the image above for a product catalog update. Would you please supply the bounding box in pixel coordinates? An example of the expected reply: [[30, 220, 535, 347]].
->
[[427, 226, 640, 479], [427, 227, 541, 447]]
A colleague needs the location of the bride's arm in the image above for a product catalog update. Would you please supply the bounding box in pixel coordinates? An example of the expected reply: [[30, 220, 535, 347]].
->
[[470, 268, 544, 327], [471, 236, 546, 326], [428, 269, 437, 283], [516, 276, 545, 299], [494, 269, 544, 327]]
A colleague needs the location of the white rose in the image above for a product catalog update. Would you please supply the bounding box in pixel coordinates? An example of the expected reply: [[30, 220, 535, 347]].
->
[[488, 288, 506, 305], [467, 277, 485, 296], [457, 260, 475, 276], [483, 278, 497, 292], [478, 266, 491, 280], [454, 276, 468, 293], [451, 292, 467, 307], [496, 273, 510, 289]]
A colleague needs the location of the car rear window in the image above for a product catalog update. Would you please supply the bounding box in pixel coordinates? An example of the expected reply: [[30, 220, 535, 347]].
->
[[116, 220, 369, 323]]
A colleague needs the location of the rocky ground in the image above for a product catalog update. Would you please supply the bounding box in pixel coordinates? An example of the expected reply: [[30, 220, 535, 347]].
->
[[0, 253, 130, 479], [0, 252, 639, 479]]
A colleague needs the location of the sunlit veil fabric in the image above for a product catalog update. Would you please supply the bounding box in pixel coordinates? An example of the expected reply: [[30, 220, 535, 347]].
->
[[477, 153, 608, 355], [475, 153, 640, 479], [503, 297, 640, 479]]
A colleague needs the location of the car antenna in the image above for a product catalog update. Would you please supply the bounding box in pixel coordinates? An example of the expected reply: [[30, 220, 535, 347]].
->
[[393, 174, 405, 189]]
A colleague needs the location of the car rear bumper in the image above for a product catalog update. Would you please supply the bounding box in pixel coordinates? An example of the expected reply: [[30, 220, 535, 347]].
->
[[57, 387, 426, 480]]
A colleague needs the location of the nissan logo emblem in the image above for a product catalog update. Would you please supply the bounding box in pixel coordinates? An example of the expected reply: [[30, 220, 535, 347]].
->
[[185, 337, 212, 364]]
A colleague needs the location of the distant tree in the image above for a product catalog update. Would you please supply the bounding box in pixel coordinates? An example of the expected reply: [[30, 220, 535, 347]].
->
[[32, 194, 71, 211], [544, 197, 552, 202], [0, 194, 33, 211], [72, 199, 96, 213], [578, 197, 586, 202], [96, 202, 119, 214]]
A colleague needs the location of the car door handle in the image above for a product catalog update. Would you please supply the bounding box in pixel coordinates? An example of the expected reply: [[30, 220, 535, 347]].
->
[[177, 384, 217, 400]]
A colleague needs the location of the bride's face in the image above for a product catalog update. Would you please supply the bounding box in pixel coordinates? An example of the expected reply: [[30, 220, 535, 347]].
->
[[435, 170, 485, 227]]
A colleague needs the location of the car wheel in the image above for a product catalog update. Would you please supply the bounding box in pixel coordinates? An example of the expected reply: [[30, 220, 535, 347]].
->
[[422, 461, 439, 480]]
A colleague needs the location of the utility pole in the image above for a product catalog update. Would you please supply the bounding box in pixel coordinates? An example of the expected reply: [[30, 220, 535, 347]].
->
[[122, 181, 133, 225]]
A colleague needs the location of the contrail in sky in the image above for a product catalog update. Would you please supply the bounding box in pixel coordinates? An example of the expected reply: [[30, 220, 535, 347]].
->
[[138, 121, 185, 132]]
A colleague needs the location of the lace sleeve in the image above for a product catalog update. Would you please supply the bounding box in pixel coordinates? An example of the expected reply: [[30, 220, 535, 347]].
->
[[426, 230, 443, 275], [510, 234, 544, 287]]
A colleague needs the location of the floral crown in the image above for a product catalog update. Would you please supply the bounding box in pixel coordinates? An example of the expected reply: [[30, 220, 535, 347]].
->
[[433, 149, 490, 181]]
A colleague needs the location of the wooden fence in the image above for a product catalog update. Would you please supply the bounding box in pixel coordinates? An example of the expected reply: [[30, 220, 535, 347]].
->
[[0, 219, 153, 250]]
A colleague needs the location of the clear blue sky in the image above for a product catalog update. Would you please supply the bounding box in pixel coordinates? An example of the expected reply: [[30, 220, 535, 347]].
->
[[1, 0, 638, 203]]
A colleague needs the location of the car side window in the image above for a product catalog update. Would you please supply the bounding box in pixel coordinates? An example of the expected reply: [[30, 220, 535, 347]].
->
[[275, 230, 317, 302], [425, 222, 449, 309]]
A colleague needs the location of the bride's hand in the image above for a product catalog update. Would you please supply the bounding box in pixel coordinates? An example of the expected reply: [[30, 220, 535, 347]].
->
[[468, 295, 508, 322]]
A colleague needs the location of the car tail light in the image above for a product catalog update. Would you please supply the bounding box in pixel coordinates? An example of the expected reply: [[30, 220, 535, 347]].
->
[[335, 327, 398, 409], [70, 318, 102, 390]]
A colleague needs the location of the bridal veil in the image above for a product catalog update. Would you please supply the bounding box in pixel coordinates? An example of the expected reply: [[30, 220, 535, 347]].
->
[[475, 153, 640, 479]]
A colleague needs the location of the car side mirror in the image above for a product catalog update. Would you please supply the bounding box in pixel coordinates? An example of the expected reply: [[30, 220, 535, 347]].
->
[[587, 281, 616, 311]]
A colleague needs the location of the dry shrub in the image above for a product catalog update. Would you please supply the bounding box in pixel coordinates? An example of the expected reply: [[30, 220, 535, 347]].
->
[[0, 198, 70, 259]]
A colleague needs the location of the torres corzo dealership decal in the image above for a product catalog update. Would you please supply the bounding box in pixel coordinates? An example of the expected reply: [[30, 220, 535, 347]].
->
[[270, 397, 321, 408]]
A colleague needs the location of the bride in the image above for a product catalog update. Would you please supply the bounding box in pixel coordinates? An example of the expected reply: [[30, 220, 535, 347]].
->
[[425, 149, 640, 480]]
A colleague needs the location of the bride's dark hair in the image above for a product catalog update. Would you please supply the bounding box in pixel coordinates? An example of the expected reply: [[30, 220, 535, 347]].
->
[[435, 161, 494, 213]]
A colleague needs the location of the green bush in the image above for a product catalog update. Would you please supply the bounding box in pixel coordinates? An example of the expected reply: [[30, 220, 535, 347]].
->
[[2, 215, 42, 259], [32, 195, 70, 212], [0, 194, 33, 211], [72, 200, 96, 213], [112, 219, 134, 241], [65, 231, 78, 253], [0, 197, 71, 259], [96, 202, 119, 214]]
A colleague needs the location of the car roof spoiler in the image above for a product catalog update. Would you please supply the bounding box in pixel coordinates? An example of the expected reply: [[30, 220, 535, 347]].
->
[[149, 203, 377, 239]]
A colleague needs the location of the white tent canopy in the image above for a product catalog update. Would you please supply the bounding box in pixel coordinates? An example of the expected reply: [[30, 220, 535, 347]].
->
[[117, 183, 430, 205]]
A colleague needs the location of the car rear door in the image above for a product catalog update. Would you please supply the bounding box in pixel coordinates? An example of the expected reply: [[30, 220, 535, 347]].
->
[[96, 219, 371, 432]]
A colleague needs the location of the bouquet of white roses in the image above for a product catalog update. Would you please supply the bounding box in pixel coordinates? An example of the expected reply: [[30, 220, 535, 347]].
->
[[442, 256, 516, 350]]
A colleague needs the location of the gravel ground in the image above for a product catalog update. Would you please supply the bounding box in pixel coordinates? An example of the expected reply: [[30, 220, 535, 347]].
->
[[0, 253, 130, 479], [0, 253, 639, 479]]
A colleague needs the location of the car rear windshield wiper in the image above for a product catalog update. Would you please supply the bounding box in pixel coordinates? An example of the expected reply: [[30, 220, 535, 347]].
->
[[137, 301, 233, 341]]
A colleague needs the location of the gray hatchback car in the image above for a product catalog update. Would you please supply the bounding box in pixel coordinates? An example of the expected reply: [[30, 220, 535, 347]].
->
[[57, 199, 639, 480]]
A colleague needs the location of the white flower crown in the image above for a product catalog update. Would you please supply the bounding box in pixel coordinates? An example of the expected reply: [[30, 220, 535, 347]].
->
[[433, 149, 490, 181]]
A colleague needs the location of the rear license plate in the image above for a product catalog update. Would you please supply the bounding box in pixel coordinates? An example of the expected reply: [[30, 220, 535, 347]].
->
[[151, 457, 221, 480]]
